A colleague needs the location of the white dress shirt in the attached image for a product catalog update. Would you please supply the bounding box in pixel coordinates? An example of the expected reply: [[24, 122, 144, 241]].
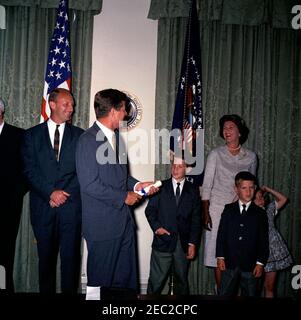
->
[[47, 118, 65, 159], [96, 120, 115, 151], [172, 177, 185, 196], [238, 200, 251, 213], [0, 121, 4, 135], [96, 120, 140, 192]]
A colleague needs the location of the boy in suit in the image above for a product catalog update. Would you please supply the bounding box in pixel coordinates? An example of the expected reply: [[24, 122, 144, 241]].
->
[[145, 157, 201, 295], [216, 171, 269, 297]]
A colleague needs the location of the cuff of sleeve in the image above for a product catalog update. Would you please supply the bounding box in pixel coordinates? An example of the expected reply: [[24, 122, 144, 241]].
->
[[133, 182, 140, 192]]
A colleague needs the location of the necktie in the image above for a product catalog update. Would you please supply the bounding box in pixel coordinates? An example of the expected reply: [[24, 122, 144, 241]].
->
[[242, 204, 247, 215], [175, 182, 181, 205], [54, 124, 60, 161]]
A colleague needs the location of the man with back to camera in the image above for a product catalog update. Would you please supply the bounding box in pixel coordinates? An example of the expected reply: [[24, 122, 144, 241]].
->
[[0, 98, 26, 292]]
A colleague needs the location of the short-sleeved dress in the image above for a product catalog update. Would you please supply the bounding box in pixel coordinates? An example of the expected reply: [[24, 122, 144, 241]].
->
[[264, 201, 293, 272], [202, 145, 257, 267]]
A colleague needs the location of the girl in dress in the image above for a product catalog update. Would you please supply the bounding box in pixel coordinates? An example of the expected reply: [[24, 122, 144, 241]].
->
[[254, 186, 293, 298]]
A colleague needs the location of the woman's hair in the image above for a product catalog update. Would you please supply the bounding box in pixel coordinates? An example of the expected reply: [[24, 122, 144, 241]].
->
[[219, 114, 249, 144]]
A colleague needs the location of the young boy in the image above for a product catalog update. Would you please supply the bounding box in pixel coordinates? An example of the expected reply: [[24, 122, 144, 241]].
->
[[145, 157, 201, 295], [216, 171, 269, 297]]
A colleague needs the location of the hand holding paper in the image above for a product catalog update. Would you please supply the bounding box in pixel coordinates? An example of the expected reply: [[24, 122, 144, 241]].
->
[[135, 180, 162, 196]]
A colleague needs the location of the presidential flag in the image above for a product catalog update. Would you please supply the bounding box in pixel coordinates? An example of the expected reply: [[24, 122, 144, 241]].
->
[[171, 0, 204, 185], [40, 0, 72, 122]]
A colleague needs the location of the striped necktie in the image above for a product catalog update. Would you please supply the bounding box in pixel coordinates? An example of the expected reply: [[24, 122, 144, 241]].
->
[[54, 124, 60, 161]]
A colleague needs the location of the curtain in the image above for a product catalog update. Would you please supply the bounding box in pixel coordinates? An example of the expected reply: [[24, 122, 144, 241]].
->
[[0, 2, 101, 291], [149, 0, 301, 297]]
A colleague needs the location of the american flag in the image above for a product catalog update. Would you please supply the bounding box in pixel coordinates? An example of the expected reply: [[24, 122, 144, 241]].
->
[[171, 0, 204, 185], [40, 0, 71, 122]]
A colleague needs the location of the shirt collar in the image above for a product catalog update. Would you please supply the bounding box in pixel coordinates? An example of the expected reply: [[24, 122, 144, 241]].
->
[[172, 177, 185, 188], [238, 200, 252, 212], [47, 117, 66, 131], [96, 120, 115, 142], [0, 121, 4, 134]]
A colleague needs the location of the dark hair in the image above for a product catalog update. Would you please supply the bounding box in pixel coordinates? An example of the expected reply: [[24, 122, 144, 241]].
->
[[219, 114, 249, 144], [94, 89, 129, 119], [48, 88, 73, 104], [254, 187, 269, 205], [235, 171, 257, 187]]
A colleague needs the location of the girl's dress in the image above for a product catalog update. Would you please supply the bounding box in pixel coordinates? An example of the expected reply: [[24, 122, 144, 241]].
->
[[264, 201, 293, 272]]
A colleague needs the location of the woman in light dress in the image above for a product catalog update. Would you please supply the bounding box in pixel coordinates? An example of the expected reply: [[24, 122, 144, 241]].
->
[[254, 186, 293, 298], [202, 114, 257, 292]]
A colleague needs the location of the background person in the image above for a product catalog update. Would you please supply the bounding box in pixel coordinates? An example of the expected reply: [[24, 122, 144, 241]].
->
[[254, 186, 293, 298], [216, 171, 269, 297], [145, 157, 201, 295], [0, 98, 26, 292], [201, 114, 257, 292], [22, 88, 84, 294]]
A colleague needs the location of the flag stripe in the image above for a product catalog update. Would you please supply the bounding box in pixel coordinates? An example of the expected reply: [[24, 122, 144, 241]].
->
[[40, 0, 72, 122], [171, 0, 204, 185]]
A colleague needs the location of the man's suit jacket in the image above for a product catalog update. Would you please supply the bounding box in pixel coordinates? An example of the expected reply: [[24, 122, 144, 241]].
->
[[75, 122, 138, 242], [145, 178, 201, 253], [216, 201, 269, 272], [0, 123, 26, 238], [22, 121, 83, 238]]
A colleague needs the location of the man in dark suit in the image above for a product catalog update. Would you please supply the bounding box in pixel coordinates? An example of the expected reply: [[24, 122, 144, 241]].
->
[[145, 157, 201, 295], [22, 88, 84, 294], [216, 171, 269, 297], [0, 98, 26, 292], [76, 88, 157, 295]]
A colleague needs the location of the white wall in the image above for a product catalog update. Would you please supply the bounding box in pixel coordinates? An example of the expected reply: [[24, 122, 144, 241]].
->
[[82, 0, 158, 293]]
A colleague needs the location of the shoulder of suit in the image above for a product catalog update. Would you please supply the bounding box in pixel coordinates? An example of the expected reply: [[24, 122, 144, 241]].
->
[[66, 123, 84, 132], [160, 178, 172, 189], [250, 202, 266, 215], [224, 201, 238, 210], [25, 121, 46, 133], [4, 123, 25, 133]]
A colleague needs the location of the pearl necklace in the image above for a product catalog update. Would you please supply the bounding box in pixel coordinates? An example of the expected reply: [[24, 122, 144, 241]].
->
[[227, 144, 241, 151]]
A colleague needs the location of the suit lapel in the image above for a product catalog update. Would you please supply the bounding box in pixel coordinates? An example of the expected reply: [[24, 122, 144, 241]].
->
[[42, 122, 56, 161], [234, 201, 241, 216], [0, 122, 8, 138], [178, 180, 189, 207], [59, 123, 71, 162], [93, 122, 126, 173]]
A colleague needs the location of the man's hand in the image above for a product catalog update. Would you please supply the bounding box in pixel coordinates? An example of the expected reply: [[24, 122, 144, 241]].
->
[[186, 244, 196, 260], [155, 227, 170, 236], [253, 264, 264, 278], [125, 191, 142, 205], [135, 181, 159, 196], [217, 258, 226, 271], [49, 190, 70, 207]]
